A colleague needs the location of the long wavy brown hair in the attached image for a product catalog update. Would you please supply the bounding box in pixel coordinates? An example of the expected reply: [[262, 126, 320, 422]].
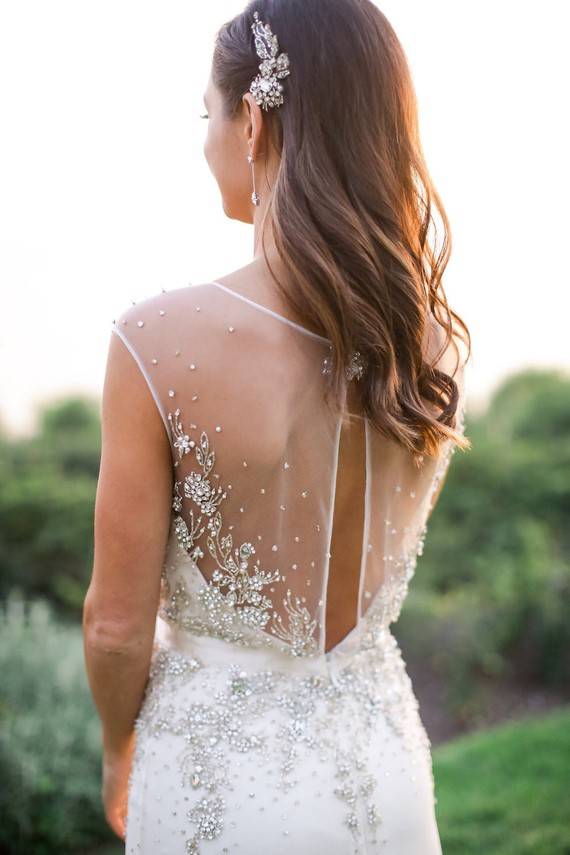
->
[[213, 0, 472, 461]]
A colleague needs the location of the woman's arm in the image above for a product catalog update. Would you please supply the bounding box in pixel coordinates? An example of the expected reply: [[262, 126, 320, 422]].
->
[[83, 331, 173, 833]]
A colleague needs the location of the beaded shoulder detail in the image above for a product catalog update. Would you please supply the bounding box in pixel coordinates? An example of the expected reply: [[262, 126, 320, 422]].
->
[[161, 408, 319, 658]]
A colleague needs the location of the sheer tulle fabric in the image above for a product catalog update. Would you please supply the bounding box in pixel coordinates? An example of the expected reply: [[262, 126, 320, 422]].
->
[[110, 281, 466, 854]]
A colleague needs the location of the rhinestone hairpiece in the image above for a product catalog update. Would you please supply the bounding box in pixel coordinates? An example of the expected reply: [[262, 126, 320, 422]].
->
[[249, 10, 291, 111]]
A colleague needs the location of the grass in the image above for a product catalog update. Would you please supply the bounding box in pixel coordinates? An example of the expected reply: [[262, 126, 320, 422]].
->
[[433, 706, 570, 855]]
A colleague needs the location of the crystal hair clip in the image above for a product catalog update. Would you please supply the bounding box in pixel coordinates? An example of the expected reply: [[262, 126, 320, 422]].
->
[[249, 10, 291, 111]]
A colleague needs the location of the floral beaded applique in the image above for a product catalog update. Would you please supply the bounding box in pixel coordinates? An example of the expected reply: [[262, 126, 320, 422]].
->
[[164, 408, 318, 656]]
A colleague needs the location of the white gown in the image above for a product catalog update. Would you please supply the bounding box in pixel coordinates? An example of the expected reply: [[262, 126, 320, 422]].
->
[[110, 280, 467, 855]]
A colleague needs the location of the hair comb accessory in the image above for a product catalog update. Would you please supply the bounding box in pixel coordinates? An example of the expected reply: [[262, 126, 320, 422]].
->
[[249, 10, 290, 111]]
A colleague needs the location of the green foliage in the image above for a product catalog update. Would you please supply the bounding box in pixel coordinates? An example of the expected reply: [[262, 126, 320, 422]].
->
[[0, 594, 116, 854], [0, 397, 100, 612], [38, 397, 102, 479], [486, 369, 570, 444], [433, 706, 570, 855], [395, 368, 570, 699]]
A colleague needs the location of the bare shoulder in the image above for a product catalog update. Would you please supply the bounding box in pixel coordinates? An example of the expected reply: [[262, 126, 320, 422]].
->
[[112, 282, 222, 328]]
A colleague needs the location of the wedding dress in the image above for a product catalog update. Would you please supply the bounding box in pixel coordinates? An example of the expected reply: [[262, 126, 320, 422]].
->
[[110, 279, 467, 855]]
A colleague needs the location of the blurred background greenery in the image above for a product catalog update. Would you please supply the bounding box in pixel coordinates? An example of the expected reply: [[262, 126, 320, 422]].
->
[[1, 367, 569, 853]]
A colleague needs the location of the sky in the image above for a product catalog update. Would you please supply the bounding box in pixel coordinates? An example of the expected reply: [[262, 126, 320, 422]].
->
[[0, 0, 568, 437]]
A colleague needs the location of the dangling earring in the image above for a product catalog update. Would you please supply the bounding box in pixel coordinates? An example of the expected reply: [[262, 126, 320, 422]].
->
[[247, 152, 260, 206]]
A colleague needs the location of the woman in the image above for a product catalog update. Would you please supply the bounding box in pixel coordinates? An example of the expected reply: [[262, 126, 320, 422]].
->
[[83, 1, 471, 852]]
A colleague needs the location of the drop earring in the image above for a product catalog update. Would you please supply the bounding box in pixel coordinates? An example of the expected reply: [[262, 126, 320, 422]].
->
[[247, 152, 260, 206]]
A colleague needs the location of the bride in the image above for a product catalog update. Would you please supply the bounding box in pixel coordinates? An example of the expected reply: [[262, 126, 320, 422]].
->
[[83, 1, 471, 852]]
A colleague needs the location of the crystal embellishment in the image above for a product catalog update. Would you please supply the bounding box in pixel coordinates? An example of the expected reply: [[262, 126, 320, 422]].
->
[[345, 350, 367, 381], [322, 346, 367, 381], [249, 11, 291, 112], [130, 625, 432, 854], [163, 408, 319, 657]]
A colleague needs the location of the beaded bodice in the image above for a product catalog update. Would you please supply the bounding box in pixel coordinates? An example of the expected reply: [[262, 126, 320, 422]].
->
[[111, 280, 466, 662]]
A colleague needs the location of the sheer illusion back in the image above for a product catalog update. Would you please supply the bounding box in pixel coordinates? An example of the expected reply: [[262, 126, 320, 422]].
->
[[111, 280, 467, 662]]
